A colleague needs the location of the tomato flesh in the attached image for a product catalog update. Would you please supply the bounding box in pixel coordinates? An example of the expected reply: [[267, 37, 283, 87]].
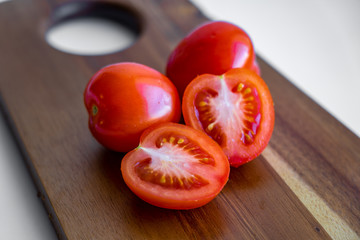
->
[[182, 69, 274, 167], [121, 123, 230, 209]]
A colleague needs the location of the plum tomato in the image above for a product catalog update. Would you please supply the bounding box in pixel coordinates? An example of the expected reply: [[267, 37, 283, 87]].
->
[[166, 20, 260, 97], [182, 68, 274, 167], [84, 62, 181, 152], [121, 122, 230, 209]]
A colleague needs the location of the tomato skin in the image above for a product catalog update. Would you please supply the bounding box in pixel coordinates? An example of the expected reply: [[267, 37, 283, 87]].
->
[[166, 21, 259, 97], [84, 62, 181, 152], [121, 122, 230, 210], [182, 68, 274, 167]]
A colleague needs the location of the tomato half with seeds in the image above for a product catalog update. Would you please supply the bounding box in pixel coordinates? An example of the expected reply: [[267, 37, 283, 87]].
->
[[166, 20, 260, 97], [121, 122, 230, 209], [84, 62, 181, 152], [182, 68, 274, 167]]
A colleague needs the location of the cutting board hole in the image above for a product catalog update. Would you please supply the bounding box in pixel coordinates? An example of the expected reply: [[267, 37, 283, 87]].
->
[[45, 2, 142, 55]]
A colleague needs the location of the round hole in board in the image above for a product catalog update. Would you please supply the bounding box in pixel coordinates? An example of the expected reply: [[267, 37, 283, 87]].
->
[[45, 2, 143, 56]]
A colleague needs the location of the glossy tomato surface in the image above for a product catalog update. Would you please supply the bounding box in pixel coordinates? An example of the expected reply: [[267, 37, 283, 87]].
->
[[84, 62, 181, 152], [182, 68, 274, 167], [121, 122, 230, 209], [166, 21, 259, 97]]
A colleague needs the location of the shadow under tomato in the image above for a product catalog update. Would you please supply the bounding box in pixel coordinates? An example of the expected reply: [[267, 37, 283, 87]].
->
[[95, 149, 126, 189], [224, 157, 264, 192]]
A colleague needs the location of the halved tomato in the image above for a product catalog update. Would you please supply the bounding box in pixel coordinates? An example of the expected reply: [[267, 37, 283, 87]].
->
[[182, 68, 274, 167], [121, 122, 230, 210]]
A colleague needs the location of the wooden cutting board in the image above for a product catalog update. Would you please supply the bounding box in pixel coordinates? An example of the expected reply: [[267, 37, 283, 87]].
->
[[0, 0, 359, 239]]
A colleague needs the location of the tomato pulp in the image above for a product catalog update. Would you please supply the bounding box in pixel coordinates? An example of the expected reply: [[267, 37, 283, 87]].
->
[[121, 123, 230, 209], [166, 21, 260, 97], [182, 69, 274, 167], [84, 62, 181, 152]]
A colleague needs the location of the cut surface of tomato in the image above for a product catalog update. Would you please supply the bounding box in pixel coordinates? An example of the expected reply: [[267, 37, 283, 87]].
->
[[121, 123, 230, 210], [182, 68, 274, 167]]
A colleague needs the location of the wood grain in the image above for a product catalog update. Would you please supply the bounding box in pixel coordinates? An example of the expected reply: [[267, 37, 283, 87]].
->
[[0, 0, 358, 239]]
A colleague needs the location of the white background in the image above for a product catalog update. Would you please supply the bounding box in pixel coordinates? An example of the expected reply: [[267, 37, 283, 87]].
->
[[0, 0, 359, 239]]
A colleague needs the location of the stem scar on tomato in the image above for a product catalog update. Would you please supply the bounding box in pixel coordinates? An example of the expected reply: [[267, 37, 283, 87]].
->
[[91, 104, 98, 116]]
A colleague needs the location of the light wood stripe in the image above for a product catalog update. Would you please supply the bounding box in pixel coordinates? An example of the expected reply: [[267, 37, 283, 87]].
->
[[263, 147, 359, 240]]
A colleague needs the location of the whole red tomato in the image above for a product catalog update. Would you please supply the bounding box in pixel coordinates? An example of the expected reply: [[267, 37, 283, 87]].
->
[[166, 21, 259, 97], [84, 62, 181, 152]]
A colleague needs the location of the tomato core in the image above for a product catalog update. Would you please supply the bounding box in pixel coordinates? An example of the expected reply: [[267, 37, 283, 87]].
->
[[195, 75, 261, 148], [134, 134, 216, 190]]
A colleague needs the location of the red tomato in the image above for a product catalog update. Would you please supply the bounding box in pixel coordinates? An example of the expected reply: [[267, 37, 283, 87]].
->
[[84, 62, 181, 152], [182, 68, 274, 167], [166, 21, 260, 97], [121, 122, 230, 209]]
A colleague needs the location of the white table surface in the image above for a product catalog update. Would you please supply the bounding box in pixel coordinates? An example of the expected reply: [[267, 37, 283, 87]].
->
[[0, 0, 359, 239]]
